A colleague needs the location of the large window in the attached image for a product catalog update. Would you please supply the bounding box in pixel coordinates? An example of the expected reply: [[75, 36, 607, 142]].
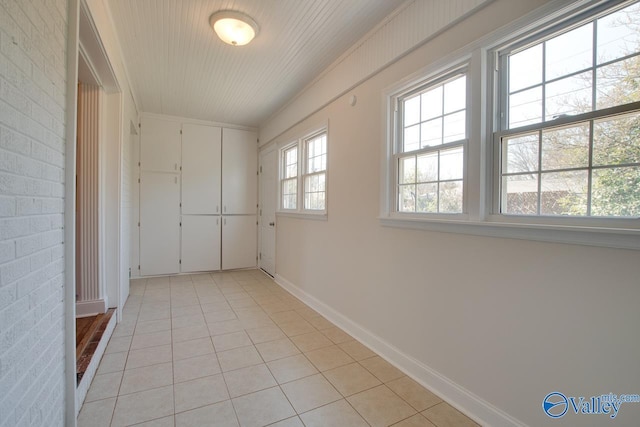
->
[[395, 71, 467, 214], [497, 1, 640, 217], [279, 128, 328, 216]]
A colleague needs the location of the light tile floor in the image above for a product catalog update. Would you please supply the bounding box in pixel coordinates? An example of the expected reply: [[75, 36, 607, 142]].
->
[[78, 270, 480, 427]]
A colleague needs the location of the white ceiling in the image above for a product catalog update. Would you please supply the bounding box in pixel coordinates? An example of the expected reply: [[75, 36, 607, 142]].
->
[[107, 0, 408, 128]]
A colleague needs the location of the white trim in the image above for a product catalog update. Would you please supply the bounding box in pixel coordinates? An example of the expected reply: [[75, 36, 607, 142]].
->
[[140, 112, 257, 133], [274, 274, 527, 427], [75, 300, 107, 318], [276, 211, 328, 221]]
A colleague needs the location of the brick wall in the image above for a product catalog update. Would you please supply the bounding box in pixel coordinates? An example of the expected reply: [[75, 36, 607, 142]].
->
[[0, 0, 68, 426]]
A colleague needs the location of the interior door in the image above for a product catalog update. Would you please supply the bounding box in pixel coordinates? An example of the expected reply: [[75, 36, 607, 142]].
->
[[181, 215, 221, 272], [140, 116, 181, 172], [222, 128, 258, 215], [140, 171, 180, 275], [259, 148, 277, 276], [182, 124, 222, 214], [222, 215, 257, 270]]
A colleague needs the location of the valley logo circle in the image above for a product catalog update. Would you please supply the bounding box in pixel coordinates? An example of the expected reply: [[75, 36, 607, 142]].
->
[[543, 391, 640, 420]]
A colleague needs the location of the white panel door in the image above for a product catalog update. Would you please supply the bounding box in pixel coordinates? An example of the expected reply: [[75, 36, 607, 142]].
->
[[182, 124, 222, 214], [140, 116, 181, 172], [181, 215, 221, 272], [259, 148, 277, 276], [222, 128, 257, 215], [222, 215, 257, 270], [140, 171, 180, 275]]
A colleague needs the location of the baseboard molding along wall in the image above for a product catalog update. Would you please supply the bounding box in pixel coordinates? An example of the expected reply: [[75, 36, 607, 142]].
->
[[76, 299, 107, 318]]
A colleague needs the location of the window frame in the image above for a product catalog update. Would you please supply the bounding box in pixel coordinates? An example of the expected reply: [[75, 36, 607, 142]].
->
[[380, 0, 640, 250], [278, 126, 329, 219]]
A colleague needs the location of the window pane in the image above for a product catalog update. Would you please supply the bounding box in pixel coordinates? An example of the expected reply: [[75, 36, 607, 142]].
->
[[503, 133, 539, 173], [440, 147, 463, 181], [403, 124, 420, 152], [404, 95, 421, 126], [509, 86, 542, 128], [509, 44, 543, 92], [541, 123, 590, 170], [502, 174, 538, 214], [444, 76, 466, 114], [399, 156, 416, 185], [416, 183, 438, 213], [545, 71, 593, 120], [545, 22, 593, 80], [443, 111, 466, 143], [421, 86, 442, 121], [540, 170, 588, 216], [286, 164, 297, 179], [421, 118, 442, 147], [592, 166, 640, 217], [597, 3, 640, 65], [417, 152, 438, 182], [283, 194, 296, 210], [399, 184, 415, 212], [596, 56, 640, 110], [593, 112, 640, 166], [439, 180, 463, 213]]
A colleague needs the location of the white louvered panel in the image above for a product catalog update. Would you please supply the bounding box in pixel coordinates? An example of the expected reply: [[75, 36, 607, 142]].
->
[[76, 83, 101, 303]]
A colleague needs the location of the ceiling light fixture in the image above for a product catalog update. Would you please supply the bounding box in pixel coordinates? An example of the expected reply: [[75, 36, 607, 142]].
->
[[209, 10, 259, 46]]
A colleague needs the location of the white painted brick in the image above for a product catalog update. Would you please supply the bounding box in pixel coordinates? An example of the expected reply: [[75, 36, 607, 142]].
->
[[0, 196, 16, 217], [0, 282, 16, 311], [0, 241, 14, 263], [0, 257, 30, 287], [0, 124, 33, 157], [0, 216, 29, 239]]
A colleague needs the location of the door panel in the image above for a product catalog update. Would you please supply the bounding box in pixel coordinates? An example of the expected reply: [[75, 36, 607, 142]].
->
[[222, 215, 257, 270], [181, 215, 221, 272], [182, 124, 222, 214], [140, 171, 180, 275], [140, 117, 181, 172], [259, 148, 277, 276], [222, 128, 257, 215]]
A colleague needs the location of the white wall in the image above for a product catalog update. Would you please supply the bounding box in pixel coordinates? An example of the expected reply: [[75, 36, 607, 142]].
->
[[262, 1, 640, 426], [0, 0, 68, 425]]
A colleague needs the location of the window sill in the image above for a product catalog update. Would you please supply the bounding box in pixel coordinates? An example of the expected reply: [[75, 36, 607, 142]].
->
[[379, 214, 640, 251], [277, 211, 328, 221]]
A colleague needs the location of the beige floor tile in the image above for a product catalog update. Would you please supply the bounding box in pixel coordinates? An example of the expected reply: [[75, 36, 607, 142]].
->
[[126, 344, 172, 370], [295, 306, 321, 320], [77, 397, 116, 427], [223, 364, 277, 398], [280, 373, 342, 413], [135, 318, 171, 335], [172, 296, 201, 308], [112, 321, 136, 338], [171, 304, 202, 318], [392, 414, 437, 427], [131, 415, 175, 426], [175, 400, 239, 427], [171, 312, 206, 330], [105, 336, 132, 354], [119, 362, 173, 395], [208, 319, 245, 336], [266, 354, 318, 384], [137, 308, 171, 322], [322, 326, 353, 344], [256, 338, 300, 362], [347, 385, 417, 427], [387, 376, 442, 412], [300, 399, 369, 427], [217, 345, 263, 372], [205, 309, 238, 323], [96, 351, 127, 375], [278, 319, 316, 337], [232, 387, 296, 427], [270, 310, 305, 325], [421, 402, 479, 427], [201, 300, 232, 313], [240, 316, 276, 330], [174, 353, 221, 383], [324, 362, 381, 396], [213, 331, 253, 352], [85, 371, 123, 402], [268, 416, 304, 427], [290, 331, 333, 352], [339, 340, 376, 361], [306, 316, 334, 330], [173, 337, 214, 361], [174, 374, 230, 413], [130, 330, 172, 350], [305, 345, 354, 371], [360, 356, 404, 383], [228, 298, 258, 309], [172, 324, 210, 343], [111, 385, 174, 427]]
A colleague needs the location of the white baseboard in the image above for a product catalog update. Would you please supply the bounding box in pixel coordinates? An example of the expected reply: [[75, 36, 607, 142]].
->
[[76, 310, 117, 417], [274, 274, 527, 427], [76, 299, 107, 317]]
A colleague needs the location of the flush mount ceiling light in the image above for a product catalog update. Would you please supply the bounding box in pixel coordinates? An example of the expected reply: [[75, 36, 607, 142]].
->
[[209, 10, 259, 46]]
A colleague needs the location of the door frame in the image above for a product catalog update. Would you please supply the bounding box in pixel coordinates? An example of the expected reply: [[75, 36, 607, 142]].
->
[[258, 144, 278, 276]]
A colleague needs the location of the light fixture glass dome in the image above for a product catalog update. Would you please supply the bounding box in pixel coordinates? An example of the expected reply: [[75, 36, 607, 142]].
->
[[210, 11, 259, 46]]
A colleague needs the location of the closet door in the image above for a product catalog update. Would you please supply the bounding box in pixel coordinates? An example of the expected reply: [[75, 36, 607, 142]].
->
[[222, 128, 258, 215], [222, 215, 257, 270], [140, 117, 181, 172], [140, 171, 180, 275], [181, 215, 221, 272], [182, 124, 222, 214]]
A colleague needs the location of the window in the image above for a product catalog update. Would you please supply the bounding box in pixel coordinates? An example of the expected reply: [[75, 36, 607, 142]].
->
[[279, 128, 328, 216], [395, 71, 468, 214], [496, 1, 640, 218]]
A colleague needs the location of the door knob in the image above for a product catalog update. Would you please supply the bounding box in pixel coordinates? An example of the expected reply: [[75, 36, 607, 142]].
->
[[269, 222, 275, 226]]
